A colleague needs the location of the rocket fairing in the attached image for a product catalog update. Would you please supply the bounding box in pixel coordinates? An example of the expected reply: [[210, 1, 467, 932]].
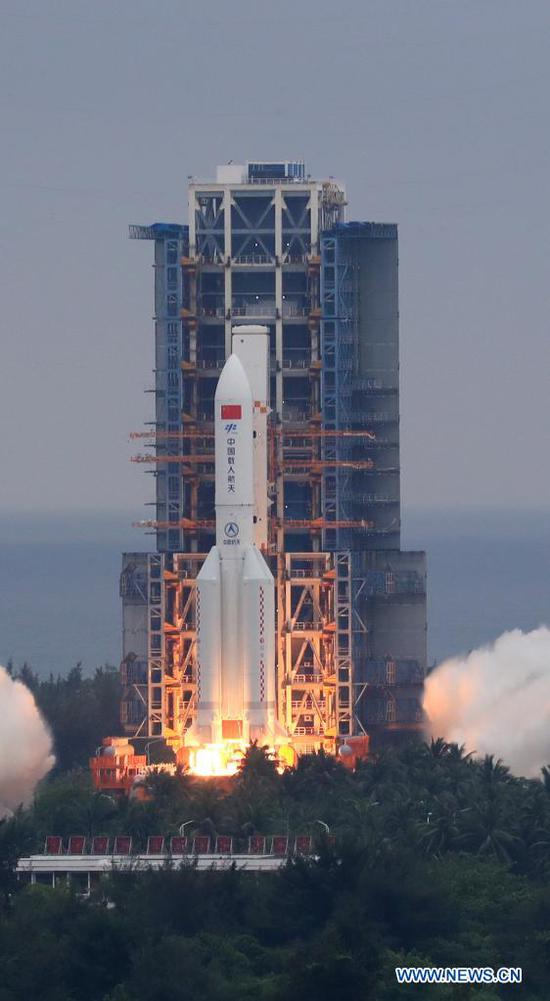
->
[[193, 332, 280, 750]]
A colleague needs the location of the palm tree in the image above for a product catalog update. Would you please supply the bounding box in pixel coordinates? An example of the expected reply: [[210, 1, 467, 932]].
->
[[354, 747, 407, 800], [446, 743, 474, 765], [336, 794, 387, 856], [513, 783, 550, 872], [540, 765, 550, 793], [76, 790, 118, 838], [428, 737, 451, 759], [237, 741, 279, 784], [282, 748, 350, 802], [417, 798, 467, 856], [478, 755, 511, 791], [458, 799, 523, 864]]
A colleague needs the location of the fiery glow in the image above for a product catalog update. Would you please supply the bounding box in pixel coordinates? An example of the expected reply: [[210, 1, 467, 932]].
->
[[187, 740, 288, 777], [189, 743, 242, 777]]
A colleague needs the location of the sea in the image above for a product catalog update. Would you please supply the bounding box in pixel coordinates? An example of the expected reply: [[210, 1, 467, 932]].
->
[[0, 509, 548, 676]]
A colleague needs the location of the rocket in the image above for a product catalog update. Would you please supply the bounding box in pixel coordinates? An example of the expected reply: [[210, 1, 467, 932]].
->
[[192, 327, 280, 750]]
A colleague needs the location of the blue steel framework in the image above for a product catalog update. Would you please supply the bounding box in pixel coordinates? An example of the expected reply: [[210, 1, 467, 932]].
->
[[129, 223, 189, 552], [319, 234, 357, 740], [320, 223, 426, 739], [320, 233, 355, 552]]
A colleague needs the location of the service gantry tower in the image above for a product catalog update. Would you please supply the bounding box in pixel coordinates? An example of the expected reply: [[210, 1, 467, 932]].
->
[[121, 161, 427, 756]]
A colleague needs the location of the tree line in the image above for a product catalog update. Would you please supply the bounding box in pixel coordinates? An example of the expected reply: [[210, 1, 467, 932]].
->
[[1, 665, 550, 997]]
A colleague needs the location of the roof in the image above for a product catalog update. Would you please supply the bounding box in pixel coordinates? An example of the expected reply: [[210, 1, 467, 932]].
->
[[129, 223, 188, 241], [17, 854, 292, 874], [327, 221, 398, 239]]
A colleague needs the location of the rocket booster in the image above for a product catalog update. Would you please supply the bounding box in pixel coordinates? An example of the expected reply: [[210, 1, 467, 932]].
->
[[193, 330, 279, 748]]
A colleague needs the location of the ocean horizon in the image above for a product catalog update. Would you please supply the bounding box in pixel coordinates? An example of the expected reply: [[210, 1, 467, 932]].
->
[[0, 508, 548, 677]]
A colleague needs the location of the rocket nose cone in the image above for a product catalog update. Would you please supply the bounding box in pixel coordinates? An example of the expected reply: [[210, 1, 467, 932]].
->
[[215, 353, 253, 403]]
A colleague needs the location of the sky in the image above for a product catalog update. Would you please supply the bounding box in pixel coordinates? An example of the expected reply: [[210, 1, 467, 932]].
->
[[1, 0, 549, 518]]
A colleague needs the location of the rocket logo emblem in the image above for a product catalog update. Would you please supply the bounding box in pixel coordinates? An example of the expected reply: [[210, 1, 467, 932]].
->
[[224, 522, 239, 539]]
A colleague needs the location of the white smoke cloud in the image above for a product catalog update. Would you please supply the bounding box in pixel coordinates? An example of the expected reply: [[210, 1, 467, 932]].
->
[[423, 626, 550, 777], [0, 666, 55, 816]]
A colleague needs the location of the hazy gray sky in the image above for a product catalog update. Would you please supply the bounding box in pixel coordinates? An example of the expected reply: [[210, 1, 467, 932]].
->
[[1, 0, 549, 516]]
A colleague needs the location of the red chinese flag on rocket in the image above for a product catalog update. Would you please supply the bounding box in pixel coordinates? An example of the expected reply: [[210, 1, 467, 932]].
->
[[221, 404, 242, 419]]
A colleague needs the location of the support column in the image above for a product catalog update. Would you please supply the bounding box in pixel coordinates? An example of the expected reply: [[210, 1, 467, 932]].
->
[[274, 188, 286, 736], [188, 188, 197, 258], [310, 184, 319, 256]]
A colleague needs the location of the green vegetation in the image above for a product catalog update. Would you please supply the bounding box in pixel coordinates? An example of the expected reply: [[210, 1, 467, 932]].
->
[[1, 669, 550, 998]]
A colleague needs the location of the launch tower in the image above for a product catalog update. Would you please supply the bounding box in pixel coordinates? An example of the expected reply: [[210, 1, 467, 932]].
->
[[121, 161, 426, 763]]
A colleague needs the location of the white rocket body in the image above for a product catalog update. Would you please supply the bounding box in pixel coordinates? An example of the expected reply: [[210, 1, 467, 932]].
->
[[193, 327, 279, 747]]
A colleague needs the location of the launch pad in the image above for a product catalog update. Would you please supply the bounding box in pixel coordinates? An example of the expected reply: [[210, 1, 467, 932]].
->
[[100, 167, 427, 791], [117, 545, 352, 779], [95, 326, 355, 784], [115, 328, 362, 775], [107, 327, 380, 780]]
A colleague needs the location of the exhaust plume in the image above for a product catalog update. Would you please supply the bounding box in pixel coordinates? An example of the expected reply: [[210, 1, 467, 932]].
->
[[423, 626, 550, 777], [0, 666, 55, 816]]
